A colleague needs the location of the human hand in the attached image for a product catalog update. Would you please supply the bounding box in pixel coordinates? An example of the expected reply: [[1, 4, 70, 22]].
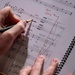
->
[[68, 73, 73, 75], [0, 6, 26, 55], [19, 55, 58, 75]]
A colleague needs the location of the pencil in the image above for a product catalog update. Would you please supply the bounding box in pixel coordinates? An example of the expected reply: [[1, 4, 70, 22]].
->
[[0, 19, 33, 33]]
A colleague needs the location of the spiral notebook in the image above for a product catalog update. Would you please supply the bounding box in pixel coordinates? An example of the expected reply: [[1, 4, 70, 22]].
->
[[54, 36, 75, 75], [0, 0, 75, 75]]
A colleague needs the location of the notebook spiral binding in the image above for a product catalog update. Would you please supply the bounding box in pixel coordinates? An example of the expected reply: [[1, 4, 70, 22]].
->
[[54, 36, 75, 75]]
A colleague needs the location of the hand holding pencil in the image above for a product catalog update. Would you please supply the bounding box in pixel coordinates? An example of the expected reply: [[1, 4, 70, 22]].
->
[[0, 19, 33, 32], [0, 6, 29, 55], [0, 6, 59, 75]]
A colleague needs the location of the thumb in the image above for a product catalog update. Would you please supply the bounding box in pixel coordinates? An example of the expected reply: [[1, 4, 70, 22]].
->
[[0, 20, 26, 55], [19, 66, 31, 75], [5, 20, 26, 39]]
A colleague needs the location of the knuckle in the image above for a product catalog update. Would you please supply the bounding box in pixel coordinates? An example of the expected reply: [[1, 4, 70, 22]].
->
[[5, 31, 14, 39], [43, 66, 55, 75], [49, 66, 54, 70], [18, 24, 24, 30], [47, 71, 52, 75], [32, 66, 40, 71], [17, 21, 25, 30]]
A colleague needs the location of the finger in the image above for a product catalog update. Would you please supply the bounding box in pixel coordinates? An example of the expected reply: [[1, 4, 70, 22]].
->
[[68, 73, 73, 75], [0, 20, 26, 54], [30, 55, 45, 75], [0, 6, 20, 25], [19, 66, 31, 75], [43, 58, 58, 75], [4, 20, 26, 39]]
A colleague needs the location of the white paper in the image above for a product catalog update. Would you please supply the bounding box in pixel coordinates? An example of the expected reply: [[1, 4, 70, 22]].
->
[[0, 0, 75, 75]]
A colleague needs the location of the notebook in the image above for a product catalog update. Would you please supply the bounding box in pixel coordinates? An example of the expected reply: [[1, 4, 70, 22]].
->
[[0, 0, 75, 75]]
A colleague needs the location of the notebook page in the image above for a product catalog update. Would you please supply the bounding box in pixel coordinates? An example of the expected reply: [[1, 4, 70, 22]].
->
[[0, 0, 75, 75]]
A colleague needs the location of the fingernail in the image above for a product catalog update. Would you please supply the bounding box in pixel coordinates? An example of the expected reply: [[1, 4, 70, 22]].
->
[[38, 55, 45, 59], [52, 58, 58, 63]]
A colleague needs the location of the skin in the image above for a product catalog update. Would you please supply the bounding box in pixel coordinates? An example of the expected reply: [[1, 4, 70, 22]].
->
[[0, 7, 72, 75], [0, 6, 26, 55]]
